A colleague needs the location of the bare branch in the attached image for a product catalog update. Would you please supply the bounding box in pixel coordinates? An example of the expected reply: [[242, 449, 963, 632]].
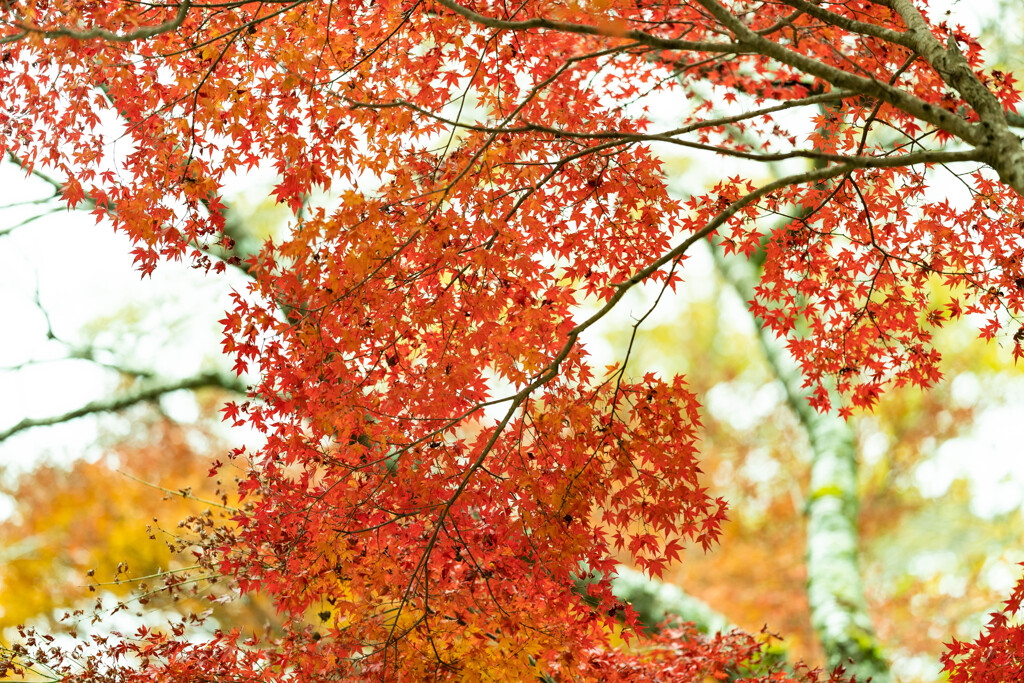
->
[[5, 152, 62, 189], [0, 370, 247, 443], [3, 349, 158, 378], [118, 469, 239, 512], [0, 207, 65, 238]]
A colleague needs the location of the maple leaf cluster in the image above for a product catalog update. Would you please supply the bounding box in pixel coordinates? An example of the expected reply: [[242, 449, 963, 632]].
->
[[2, 0, 1024, 679], [941, 564, 1024, 683]]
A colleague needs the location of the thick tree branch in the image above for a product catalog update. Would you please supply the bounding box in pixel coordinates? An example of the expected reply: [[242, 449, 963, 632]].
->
[[435, 0, 988, 148], [693, 0, 982, 146], [883, 0, 1024, 194], [0, 370, 247, 443], [776, 0, 915, 48], [3, 1, 191, 44], [431, 0, 742, 54]]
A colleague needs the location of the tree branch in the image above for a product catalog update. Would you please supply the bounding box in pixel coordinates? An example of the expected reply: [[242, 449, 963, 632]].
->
[[884, 0, 1024, 193], [434, 0, 987, 148], [776, 0, 916, 49], [692, 0, 981, 146], [430, 0, 742, 54], [4, 1, 192, 44], [0, 370, 247, 443]]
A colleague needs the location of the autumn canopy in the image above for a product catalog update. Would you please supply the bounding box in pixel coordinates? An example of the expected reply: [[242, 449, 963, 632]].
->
[[2, 0, 1024, 680]]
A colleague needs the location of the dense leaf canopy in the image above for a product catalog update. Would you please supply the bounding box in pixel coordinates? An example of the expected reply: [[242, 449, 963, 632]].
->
[[2, 0, 1024, 680]]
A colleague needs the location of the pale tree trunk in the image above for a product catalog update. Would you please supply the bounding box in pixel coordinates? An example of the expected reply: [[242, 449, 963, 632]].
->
[[712, 241, 892, 683]]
